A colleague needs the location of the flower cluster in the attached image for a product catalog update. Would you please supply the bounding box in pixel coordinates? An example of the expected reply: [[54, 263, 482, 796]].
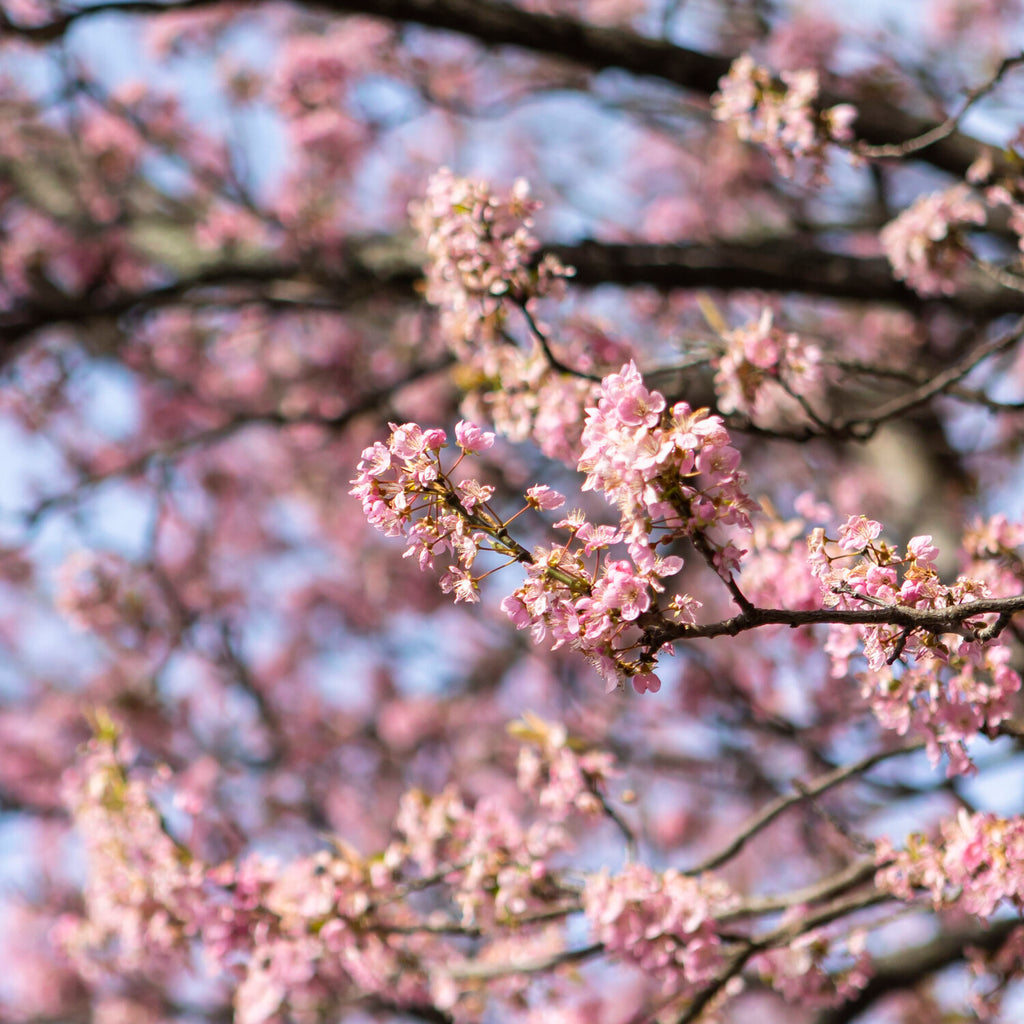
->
[[390, 784, 573, 932], [711, 54, 856, 179], [713, 309, 823, 421], [410, 171, 620, 466], [583, 864, 736, 994], [409, 167, 573, 350], [754, 927, 871, 1009], [501, 361, 756, 690], [501, 516, 685, 691], [962, 513, 1024, 596], [880, 184, 985, 296], [809, 518, 1021, 773], [458, 317, 634, 466], [579, 360, 755, 575], [510, 712, 617, 820], [60, 717, 596, 1024], [351, 359, 761, 691], [877, 810, 1024, 918], [57, 716, 204, 976], [350, 419, 506, 603]]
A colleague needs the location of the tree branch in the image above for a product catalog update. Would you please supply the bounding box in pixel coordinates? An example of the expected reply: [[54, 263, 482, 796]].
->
[[643, 593, 1024, 650], [3, 240, 1019, 368], [5, 0, 1012, 180]]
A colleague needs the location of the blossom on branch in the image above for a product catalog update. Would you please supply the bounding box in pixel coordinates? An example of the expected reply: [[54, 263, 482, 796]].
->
[[880, 184, 985, 296], [711, 54, 856, 180], [808, 523, 1021, 774], [409, 168, 573, 349]]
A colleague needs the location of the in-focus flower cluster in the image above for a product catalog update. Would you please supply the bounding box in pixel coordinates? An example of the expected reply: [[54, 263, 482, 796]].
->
[[499, 517, 682, 693], [350, 419, 508, 604], [711, 54, 856, 180], [579, 360, 756, 575], [880, 184, 985, 296], [809, 518, 1021, 774], [409, 167, 573, 350], [503, 360, 757, 691], [713, 309, 823, 421], [877, 810, 1024, 918], [583, 864, 736, 995], [352, 360, 762, 691]]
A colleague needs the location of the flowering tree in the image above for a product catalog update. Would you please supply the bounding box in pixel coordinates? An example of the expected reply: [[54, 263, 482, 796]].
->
[[5, 0, 1024, 1021]]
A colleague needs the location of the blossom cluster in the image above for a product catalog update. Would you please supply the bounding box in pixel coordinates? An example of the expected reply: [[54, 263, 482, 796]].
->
[[880, 184, 985, 296], [409, 167, 573, 350], [753, 926, 871, 1009], [350, 419, 504, 604], [809, 517, 1021, 774], [962, 513, 1024, 596], [458, 317, 634, 466], [389, 783, 573, 932], [499, 520, 682, 693], [56, 717, 204, 977], [583, 864, 736, 995], [410, 171, 626, 465], [713, 309, 824, 421], [579, 360, 755, 575], [502, 359, 756, 690], [352, 358, 760, 691], [877, 810, 1024, 918], [510, 712, 617, 821], [711, 53, 856, 179], [58, 717, 620, 1023]]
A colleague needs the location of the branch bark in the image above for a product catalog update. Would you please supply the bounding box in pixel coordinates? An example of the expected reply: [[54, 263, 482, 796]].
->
[[6, 0, 1011, 180]]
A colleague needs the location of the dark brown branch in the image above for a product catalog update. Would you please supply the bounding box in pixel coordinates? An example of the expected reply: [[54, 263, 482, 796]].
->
[[547, 240, 1019, 317], [5, 0, 1012, 180], [3, 240, 1019, 367], [642, 592, 1024, 651]]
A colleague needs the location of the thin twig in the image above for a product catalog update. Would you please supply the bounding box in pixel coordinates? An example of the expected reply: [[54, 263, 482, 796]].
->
[[687, 741, 923, 875]]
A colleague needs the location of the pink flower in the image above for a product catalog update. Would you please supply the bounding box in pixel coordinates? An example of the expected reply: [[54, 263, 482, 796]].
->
[[631, 672, 661, 694], [454, 420, 496, 453], [526, 484, 565, 510], [881, 185, 985, 296], [712, 54, 856, 180], [837, 514, 882, 551]]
